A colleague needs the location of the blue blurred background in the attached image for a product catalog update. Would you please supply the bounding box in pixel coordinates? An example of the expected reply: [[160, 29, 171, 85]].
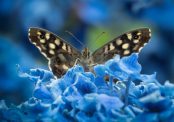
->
[[0, 0, 174, 106]]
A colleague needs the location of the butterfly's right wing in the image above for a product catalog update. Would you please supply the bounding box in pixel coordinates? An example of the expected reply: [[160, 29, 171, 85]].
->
[[29, 27, 82, 78], [91, 28, 151, 64]]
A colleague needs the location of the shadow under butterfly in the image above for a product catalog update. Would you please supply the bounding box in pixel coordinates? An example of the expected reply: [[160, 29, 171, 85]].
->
[[28, 27, 151, 80]]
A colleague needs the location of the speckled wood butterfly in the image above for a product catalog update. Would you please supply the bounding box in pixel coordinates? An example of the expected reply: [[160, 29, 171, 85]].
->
[[29, 28, 151, 79]]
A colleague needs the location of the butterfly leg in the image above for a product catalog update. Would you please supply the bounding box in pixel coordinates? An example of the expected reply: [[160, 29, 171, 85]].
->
[[87, 63, 98, 67], [74, 58, 83, 66]]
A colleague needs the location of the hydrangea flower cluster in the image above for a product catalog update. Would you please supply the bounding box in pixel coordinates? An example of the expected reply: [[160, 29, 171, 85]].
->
[[1, 53, 174, 122]]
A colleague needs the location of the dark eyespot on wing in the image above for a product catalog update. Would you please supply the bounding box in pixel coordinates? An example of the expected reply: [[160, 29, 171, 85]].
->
[[40, 35, 44, 39], [133, 35, 139, 39]]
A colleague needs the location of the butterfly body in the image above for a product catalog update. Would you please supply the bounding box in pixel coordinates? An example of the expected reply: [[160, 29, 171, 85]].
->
[[29, 27, 151, 79]]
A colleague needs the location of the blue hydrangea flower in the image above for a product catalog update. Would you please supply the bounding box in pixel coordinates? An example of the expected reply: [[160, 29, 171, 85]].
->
[[46, 78, 67, 101], [160, 80, 174, 97], [17, 64, 54, 82], [0, 100, 7, 121], [137, 90, 172, 112], [95, 53, 158, 106], [33, 80, 52, 103], [2, 53, 174, 121], [2, 100, 55, 122], [134, 90, 173, 121]]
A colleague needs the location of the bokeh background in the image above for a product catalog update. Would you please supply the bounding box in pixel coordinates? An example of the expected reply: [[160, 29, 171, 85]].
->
[[0, 0, 174, 107]]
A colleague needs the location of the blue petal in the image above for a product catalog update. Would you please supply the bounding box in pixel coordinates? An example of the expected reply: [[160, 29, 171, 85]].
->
[[108, 55, 122, 72], [0, 100, 7, 120], [63, 85, 83, 101], [97, 86, 119, 96], [126, 105, 143, 116], [67, 65, 84, 79], [159, 107, 174, 121], [141, 72, 157, 81], [94, 76, 107, 88], [47, 78, 67, 101], [140, 80, 161, 95], [63, 86, 83, 101], [52, 107, 74, 122], [124, 106, 135, 118], [104, 59, 113, 70], [63, 86, 77, 97], [41, 99, 53, 104], [162, 80, 174, 97], [75, 112, 89, 122], [134, 112, 158, 122], [72, 90, 83, 101], [76, 111, 106, 122], [138, 90, 162, 103], [25, 101, 51, 117], [53, 96, 73, 113], [124, 105, 143, 119], [92, 112, 106, 122], [137, 90, 172, 112], [30, 68, 54, 82], [113, 71, 129, 81], [33, 80, 52, 100], [61, 97, 73, 112], [94, 65, 109, 76], [76, 93, 100, 113], [128, 81, 142, 105], [18, 103, 27, 113], [17, 65, 54, 83], [28, 97, 37, 104], [72, 64, 84, 73], [63, 70, 75, 86], [137, 84, 147, 96], [136, 72, 159, 83], [146, 83, 160, 94], [120, 53, 141, 77], [0, 100, 7, 111], [52, 96, 65, 109], [3, 108, 26, 121], [16, 64, 39, 82], [73, 73, 97, 95], [140, 73, 161, 87], [108, 109, 127, 120], [69, 108, 77, 118], [97, 94, 124, 112], [82, 72, 95, 83], [55, 111, 74, 122], [10, 104, 22, 111]]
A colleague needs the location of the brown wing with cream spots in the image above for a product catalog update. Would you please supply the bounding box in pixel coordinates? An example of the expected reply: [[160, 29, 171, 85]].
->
[[91, 28, 151, 64], [28, 27, 82, 78]]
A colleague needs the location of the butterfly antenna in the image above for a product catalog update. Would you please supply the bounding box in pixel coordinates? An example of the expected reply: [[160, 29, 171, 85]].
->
[[88, 31, 106, 48], [65, 31, 86, 48]]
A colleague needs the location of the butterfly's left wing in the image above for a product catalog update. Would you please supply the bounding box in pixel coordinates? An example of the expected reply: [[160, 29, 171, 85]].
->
[[91, 28, 151, 64], [29, 27, 82, 79]]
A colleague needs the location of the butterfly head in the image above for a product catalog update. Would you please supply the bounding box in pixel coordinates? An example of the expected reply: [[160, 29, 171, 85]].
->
[[82, 47, 91, 58]]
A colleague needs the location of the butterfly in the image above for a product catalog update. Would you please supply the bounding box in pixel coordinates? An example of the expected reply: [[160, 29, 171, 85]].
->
[[28, 27, 151, 79]]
